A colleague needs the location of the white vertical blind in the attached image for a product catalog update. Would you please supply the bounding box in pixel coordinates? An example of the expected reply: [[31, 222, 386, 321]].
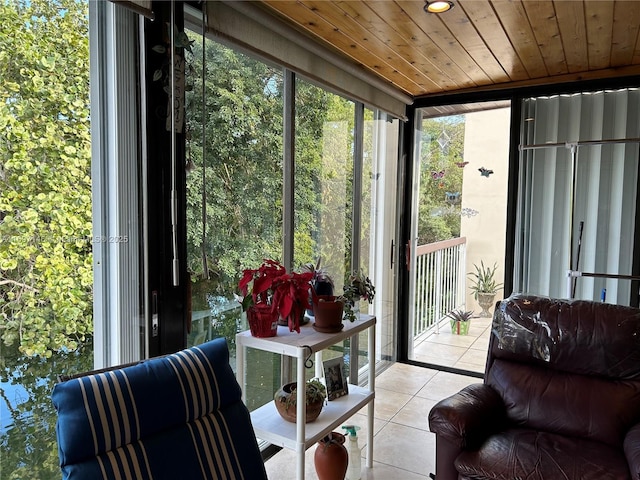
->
[[109, 0, 154, 20], [90, 1, 143, 367], [516, 88, 640, 305]]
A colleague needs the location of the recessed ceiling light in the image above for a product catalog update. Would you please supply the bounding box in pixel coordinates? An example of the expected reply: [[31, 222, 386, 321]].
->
[[424, 1, 454, 13]]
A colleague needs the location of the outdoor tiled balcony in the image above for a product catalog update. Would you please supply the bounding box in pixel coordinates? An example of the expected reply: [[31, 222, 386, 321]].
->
[[412, 314, 493, 374]]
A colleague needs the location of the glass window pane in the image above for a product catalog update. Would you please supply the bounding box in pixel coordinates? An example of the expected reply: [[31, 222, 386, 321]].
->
[[1, 1, 95, 478], [408, 103, 511, 374], [293, 79, 354, 282], [516, 89, 639, 304], [185, 33, 284, 410], [293, 79, 354, 379]]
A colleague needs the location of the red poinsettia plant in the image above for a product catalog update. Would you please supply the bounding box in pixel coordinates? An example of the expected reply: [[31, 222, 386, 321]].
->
[[238, 259, 314, 333]]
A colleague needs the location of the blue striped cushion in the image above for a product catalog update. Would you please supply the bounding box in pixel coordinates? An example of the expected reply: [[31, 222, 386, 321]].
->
[[52, 337, 266, 479]]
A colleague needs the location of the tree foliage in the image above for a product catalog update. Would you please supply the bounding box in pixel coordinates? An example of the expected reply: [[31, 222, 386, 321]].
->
[[417, 117, 465, 244], [0, 0, 92, 356], [185, 36, 355, 308], [185, 37, 284, 300]]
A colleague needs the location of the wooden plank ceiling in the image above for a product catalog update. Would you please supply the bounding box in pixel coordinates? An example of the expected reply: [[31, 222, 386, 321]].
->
[[256, 0, 640, 99]]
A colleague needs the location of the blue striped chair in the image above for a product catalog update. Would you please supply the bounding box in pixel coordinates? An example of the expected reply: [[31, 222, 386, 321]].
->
[[52, 337, 267, 480]]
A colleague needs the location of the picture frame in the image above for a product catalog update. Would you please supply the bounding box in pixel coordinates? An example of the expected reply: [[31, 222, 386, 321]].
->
[[323, 357, 349, 400]]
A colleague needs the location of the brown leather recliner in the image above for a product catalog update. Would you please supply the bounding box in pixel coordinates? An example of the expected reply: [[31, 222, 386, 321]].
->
[[429, 294, 640, 480]]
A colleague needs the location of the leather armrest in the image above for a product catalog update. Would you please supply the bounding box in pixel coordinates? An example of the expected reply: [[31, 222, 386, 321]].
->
[[428, 383, 506, 449], [624, 423, 640, 479]]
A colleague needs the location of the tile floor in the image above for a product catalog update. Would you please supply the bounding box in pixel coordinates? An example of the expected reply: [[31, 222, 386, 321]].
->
[[412, 313, 493, 374], [263, 314, 493, 479]]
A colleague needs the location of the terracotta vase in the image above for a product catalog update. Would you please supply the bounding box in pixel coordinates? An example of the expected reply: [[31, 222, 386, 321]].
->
[[273, 382, 324, 423], [313, 295, 344, 333], [314, 432, 348, 480], [307, 280, 335, 316], [246, 304, 278, 337]]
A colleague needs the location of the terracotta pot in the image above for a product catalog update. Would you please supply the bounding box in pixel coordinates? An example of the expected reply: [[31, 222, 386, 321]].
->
[[314, 432, 348, 480], [313, 295, 344, 333], [247, 304, 278, 337], [307, 280, 335, 316], [274, 382, 324, 423]]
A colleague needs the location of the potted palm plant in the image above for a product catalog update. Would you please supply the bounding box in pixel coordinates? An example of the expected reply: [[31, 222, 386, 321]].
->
[[468, 261, 503, 317]]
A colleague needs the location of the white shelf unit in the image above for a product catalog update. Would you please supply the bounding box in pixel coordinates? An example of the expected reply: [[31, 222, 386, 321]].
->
[[236, 315, 376, 480]]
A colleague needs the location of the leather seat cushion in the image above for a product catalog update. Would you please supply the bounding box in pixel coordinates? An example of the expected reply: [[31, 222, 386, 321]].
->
[[487, 359, 640, 447], [455, 429, 631, 480]]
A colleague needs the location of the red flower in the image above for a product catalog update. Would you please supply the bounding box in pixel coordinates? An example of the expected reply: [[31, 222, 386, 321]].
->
[[238, 259, 314, 333]]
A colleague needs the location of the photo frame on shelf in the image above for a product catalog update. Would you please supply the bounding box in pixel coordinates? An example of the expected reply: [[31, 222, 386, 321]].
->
[[323, 357, 348, 400]]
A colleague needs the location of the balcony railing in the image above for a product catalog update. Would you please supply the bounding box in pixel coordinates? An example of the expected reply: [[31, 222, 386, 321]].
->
[[412, 237, 467, 339]]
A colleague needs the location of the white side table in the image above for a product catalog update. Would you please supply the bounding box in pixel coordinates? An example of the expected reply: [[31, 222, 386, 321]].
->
[[236, 315, 376, 480]]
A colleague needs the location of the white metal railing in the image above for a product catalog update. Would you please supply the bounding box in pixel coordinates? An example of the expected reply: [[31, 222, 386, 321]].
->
[[413, 237, 466, 338]]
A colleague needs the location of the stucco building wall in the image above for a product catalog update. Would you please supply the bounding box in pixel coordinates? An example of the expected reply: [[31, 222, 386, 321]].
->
[[460, 108, 510, 315]]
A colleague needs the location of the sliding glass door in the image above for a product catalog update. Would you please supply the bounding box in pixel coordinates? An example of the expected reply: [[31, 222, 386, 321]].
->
[[407, 102, 511, 374]]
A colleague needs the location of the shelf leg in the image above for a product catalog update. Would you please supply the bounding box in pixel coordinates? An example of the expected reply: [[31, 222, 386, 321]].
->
[[296, 351, 306, 480], [315, 351, 323, 379], [367, 323, 376, 468], [236, 339, 245, 403]]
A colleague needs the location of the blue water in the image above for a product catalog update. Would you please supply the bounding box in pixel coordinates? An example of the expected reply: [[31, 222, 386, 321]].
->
[[0, 340, 93, 479]]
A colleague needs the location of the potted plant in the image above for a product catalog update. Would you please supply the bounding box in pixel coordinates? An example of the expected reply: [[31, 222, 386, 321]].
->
[[445, 309, 474, 335], [301, 258, 334, 317], [238, 259, 314, 336], [274, 378, 327, 423], [342, 270, 375, 322], [312, 293, 346, 333], [468, 261, 503, 317]]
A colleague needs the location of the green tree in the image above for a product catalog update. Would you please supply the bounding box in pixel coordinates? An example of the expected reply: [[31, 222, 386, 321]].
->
[[418, 116, 465, 244], [184, 36, 351, 300], [0, 0, 92, 356], [185, 37, 284, 301]]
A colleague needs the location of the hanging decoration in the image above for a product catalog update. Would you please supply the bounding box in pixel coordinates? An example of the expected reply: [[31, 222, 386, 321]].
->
[[445, 192, 461, 205], [455, 161, 469, 168], [461, 208, 480, 217], [437, 129, 450, 154], [431, 169, 445, 180], [479, 167, 494, 177], [431, 206, 450, 217]]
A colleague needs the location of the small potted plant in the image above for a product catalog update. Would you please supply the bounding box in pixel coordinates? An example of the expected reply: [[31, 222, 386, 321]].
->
[[237, 259, 314, 336], [445, 309, 474, 335], [312, 293, 346, 333], [301, 258, 334, 317], [468, 261, 503, 317], [274, 378, 327, 423], [342, 270, 375, 322]]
